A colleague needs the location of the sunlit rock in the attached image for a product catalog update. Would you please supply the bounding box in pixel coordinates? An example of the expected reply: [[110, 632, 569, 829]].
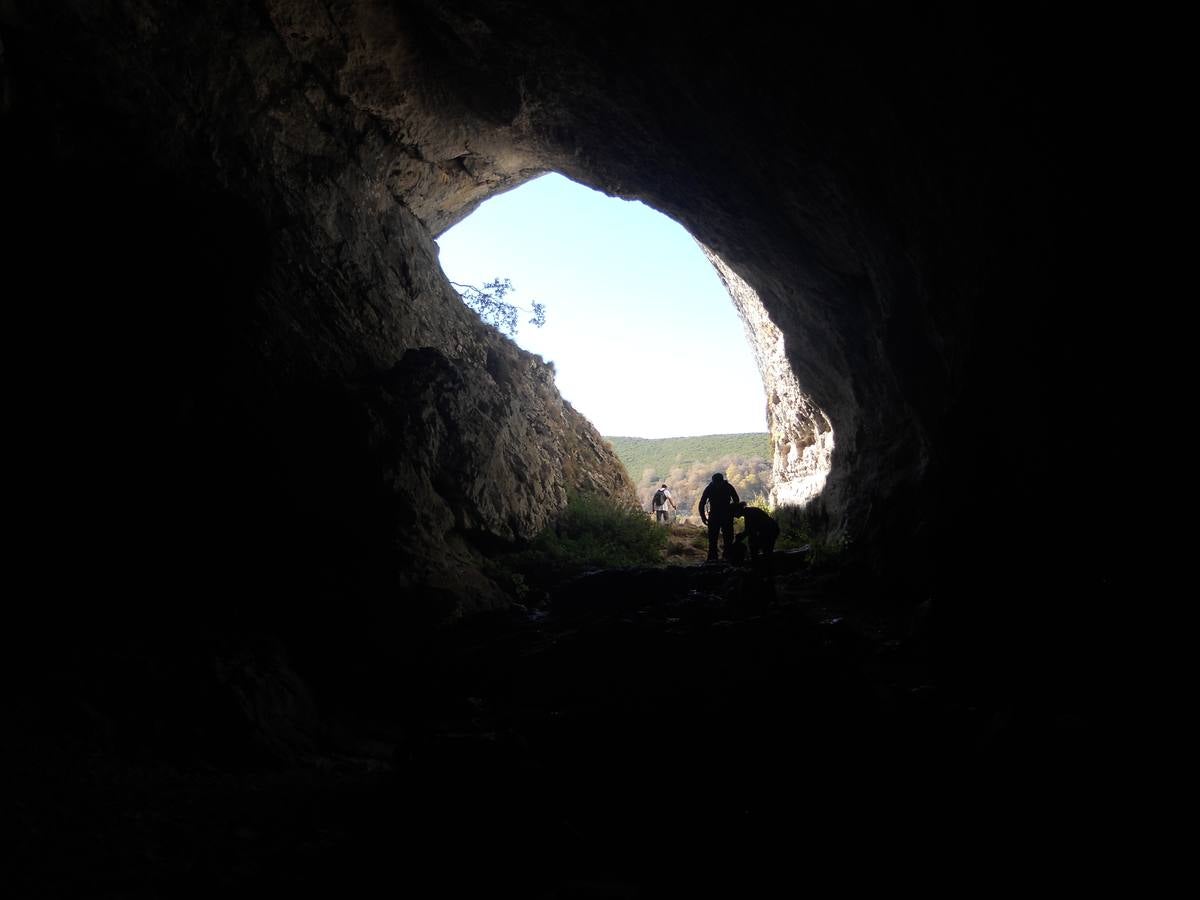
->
[[702, 246, 834, 514]]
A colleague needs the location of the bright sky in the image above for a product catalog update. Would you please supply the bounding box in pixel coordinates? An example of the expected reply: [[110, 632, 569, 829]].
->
[[435, 172, 768, 439]]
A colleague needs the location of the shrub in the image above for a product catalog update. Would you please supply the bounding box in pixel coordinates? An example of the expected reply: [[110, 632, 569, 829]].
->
[[772, 501, 850, 566], [485, 493, 670, 601], [531, 491, 668, 568]]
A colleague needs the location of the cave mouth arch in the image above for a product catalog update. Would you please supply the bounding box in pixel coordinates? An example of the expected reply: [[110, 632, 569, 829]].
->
[[2, 0, 1085, 627], [433, 171, 836, 514], [3, 8, 1107, 865]]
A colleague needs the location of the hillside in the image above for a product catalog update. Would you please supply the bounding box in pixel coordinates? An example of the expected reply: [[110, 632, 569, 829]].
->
[[605, 433, 772, 518]]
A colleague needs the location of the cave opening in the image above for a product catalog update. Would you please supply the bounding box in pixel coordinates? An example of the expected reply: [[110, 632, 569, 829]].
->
[[435, 171, 836, 516], [436, 171, 767, 439], [6, 3, 1120, 891]]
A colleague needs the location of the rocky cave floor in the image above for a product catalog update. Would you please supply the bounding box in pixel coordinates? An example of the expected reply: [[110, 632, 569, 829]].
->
[[16, 555, 1100, 897]]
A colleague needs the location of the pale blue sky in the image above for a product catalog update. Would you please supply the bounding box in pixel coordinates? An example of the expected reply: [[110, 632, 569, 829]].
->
[[435, 173, 768, 439]]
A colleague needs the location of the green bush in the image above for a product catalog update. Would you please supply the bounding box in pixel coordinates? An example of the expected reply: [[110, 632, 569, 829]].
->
[[531, 491, 668, 568], [486, 492, 669, 600], [772, 502, 850, 566]]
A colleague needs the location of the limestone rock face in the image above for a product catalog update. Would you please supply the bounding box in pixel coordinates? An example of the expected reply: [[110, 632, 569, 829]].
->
[[352, 344, 635, 611], [2, 0, 635, 630], [703, 247, 835, 518]]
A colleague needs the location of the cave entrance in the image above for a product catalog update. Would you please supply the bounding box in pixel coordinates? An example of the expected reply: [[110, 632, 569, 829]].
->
[[435, 172, 779, 514]]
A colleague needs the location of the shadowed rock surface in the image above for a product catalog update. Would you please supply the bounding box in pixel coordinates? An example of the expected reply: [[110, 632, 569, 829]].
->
[[16, 560, 1108, 895], [4, 1, 1127, 892]]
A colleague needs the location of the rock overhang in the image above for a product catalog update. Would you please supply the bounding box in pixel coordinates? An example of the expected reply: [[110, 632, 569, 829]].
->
[[1, 0, 1086, 617]]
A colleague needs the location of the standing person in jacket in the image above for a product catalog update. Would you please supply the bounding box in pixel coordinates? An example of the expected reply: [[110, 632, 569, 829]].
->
[[698, 473, 740, 562]]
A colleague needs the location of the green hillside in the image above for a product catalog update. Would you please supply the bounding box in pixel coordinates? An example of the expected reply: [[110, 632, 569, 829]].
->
[[604, 433, 772, 517], [606, 433, 770, 480]]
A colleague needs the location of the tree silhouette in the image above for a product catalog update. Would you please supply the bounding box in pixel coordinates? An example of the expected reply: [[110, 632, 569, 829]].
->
[[451, 278, 546, 338]]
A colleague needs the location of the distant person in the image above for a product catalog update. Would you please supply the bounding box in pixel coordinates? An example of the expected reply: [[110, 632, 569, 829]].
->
[[651, 483, 676, 524], [698, 473, 740, 561], [733, 501, 780, 568]]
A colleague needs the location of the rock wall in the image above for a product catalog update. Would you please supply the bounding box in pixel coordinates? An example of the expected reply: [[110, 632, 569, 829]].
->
[[703, 246, 835, 517], [1, 1, 635, 636], [4, 0, 1105, 725]]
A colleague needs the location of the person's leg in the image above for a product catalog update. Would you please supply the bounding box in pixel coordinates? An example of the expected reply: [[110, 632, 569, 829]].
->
[[761, 534, 776, 575], [707, 521, 720, 560], [720, 520, 734, 559]]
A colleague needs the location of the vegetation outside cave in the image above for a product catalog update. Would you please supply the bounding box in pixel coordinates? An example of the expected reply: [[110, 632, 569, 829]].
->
[[605, 433, 772, 519]]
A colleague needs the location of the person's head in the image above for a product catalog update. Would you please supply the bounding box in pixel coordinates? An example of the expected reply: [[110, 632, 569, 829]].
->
[[733, 501, 747, 516], [711, 473, 724, 483], [661, 484, 668, 489]]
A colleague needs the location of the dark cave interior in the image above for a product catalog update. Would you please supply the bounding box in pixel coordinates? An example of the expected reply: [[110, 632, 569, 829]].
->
[[5, 1, 1128, 894]]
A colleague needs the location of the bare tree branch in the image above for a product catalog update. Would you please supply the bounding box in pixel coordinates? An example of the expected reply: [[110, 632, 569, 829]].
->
[[450, 278, 546, 337]]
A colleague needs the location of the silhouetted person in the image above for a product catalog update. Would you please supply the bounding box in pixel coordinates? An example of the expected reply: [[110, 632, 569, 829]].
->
[[733, 502, 780, 572], [698, 473, 740, 561], [651, 483, 676, 524]]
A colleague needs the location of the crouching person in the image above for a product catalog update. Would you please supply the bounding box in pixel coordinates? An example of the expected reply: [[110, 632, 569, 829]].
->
[[732, 502, 780, 572]]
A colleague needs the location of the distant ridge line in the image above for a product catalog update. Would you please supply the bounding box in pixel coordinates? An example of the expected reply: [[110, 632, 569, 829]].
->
[[605, 433, 773, 512], [603, 432, 768, 441]]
